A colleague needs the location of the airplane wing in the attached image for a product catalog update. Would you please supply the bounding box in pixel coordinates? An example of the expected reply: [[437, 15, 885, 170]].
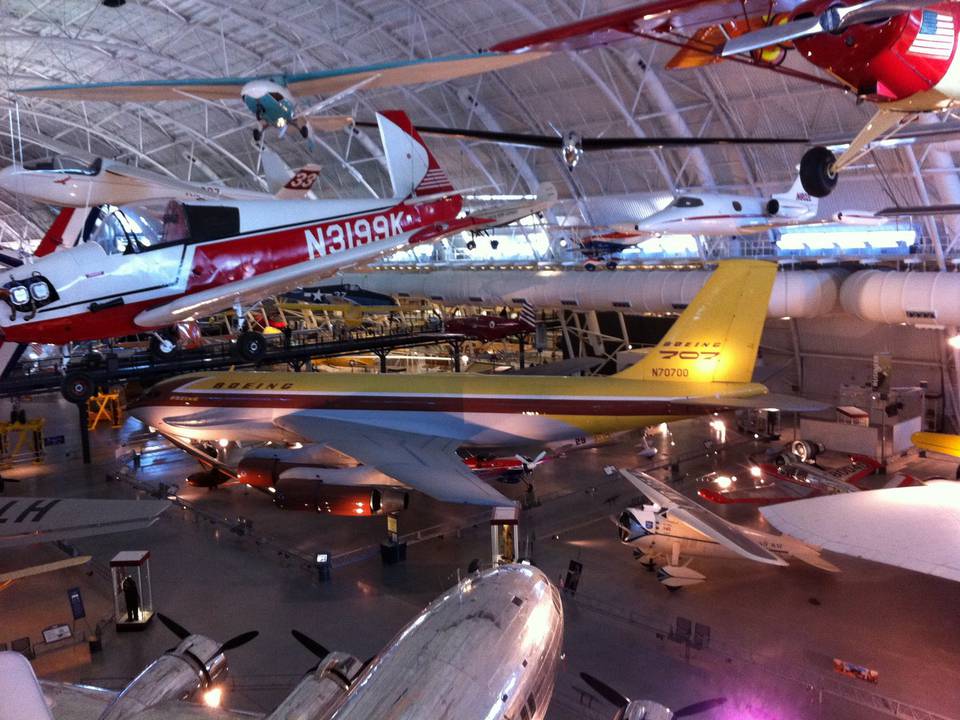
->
[[679, 393, 831, 412], [133, 231, 417, 328], [912, 431, 960, 458], [619, 468, 788, 566], [698, 482, 814, 505], [16, 53, 545, 103], [760, 482, 960, 582], [39, 680, 263, 720], [878, 204, 960, 217], [0, 497, 168, 548], [273, 415, 514, 507], [283, 53, 547, 96]]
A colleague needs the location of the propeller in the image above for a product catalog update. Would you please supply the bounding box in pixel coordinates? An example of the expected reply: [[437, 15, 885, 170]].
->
[[291, 629, 330, 659], [157, 612, 192, 640], [721, 0, 931, 57], [580, 671, 726, 719], [673, 698, 728, 718], [514, 450, 548, 473]]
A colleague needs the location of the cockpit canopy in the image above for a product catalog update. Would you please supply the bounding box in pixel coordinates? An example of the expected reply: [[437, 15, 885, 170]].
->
[[87, 201, 239, 255], [672, 196, 704, 208], [22, 156, 102, 175]]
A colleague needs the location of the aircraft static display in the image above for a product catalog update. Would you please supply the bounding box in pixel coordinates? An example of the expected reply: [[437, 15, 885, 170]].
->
[[15, 52, 547, 142], [493, 0, 960, 197], [131, 261, 827, 508], [2, 563, 564, 720], [616, 469, 840, 588], [0, 111, 550, 381]]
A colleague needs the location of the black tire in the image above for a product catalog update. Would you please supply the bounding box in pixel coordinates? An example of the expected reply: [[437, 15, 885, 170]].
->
[[490, 239, 499, 250], [299, 125, 309, 139], [584, 262, 597, 272], [62, 372, 94, 404], [149, 334, 178, 361], [466, 239, 476, 251], [799, 146, 838, 198], [605, 260, 618, 271], [237, 331, 267, 362], [253, 128, 263, 142]]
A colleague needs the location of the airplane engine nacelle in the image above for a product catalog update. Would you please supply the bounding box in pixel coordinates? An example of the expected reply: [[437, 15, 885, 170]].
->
[[273, 479, 409, 516], [264, 651, 363, 720], [100, 636, 226, 720], [236, 456, 279, 489], [766, 197, 810, 218]]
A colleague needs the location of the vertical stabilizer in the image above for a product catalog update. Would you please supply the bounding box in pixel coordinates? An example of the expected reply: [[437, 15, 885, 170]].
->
[[377, 110, 451, 199], [615, 260, 777, 383]]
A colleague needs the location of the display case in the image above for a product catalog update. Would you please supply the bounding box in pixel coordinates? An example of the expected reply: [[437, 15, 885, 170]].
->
[[110, 551, 154, 632]]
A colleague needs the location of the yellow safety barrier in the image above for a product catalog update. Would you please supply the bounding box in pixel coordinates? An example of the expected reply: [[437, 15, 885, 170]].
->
[[0, 419, 45, 466], [88, 392, 124, 430]]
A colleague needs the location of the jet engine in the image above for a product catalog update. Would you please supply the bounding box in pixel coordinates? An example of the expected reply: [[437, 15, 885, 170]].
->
[[99, 614, 256, 720], [272, 479, 409, 516]]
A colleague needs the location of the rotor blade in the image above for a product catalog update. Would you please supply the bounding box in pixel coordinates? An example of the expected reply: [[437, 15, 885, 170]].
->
[[580, 672, 630, 709], [721, 15, 826, 56], [156, 613, 192, 640], [674, 698, 728, 717], [291, 629, 330, 659], [217, 630, 259, 654]]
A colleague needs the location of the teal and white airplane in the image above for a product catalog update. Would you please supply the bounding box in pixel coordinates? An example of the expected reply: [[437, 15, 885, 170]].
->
[[16, 52, 546, 142]]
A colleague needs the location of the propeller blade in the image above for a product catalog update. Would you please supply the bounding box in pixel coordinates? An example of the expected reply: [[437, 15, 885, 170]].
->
[[580, 672, 630, 709], [291, 629, 330, 659], [216, 630, 259, 655], [720, 15, 825, 56], [156, 613, 192, 640], [534, 450, 547, 463], [674, 698, 728, 717]]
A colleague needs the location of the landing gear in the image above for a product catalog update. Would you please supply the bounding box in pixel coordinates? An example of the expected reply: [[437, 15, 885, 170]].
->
[[61, 371, 94, 404], [605, 260, 619, 271], [252, 128, 263, 142], [148, 333, 178, 361], [490, 239, 499, 250], [466, 239, 477, 251], [299, 124, 309, 139], [799, 146, 838, 198], [237, 330, 267, 362], [584, 261, 598, 272]]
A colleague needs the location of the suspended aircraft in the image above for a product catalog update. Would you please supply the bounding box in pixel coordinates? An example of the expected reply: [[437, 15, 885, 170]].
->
[[3, 563, 563, 720], [492, 0, 960, 197], [363, 120, 810, 171], [16, 52, 548, 142], [615, 468, 840, 588], [445, 301, 538, 341], [129, 261, 827, 509], [0, 112, 550, 391]]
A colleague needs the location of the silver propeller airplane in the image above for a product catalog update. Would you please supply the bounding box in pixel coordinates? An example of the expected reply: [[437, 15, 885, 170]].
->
[[2, 563, 563, 720]]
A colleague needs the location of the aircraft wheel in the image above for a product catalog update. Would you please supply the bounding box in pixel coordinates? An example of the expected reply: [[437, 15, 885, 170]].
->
[[466, 239, 477, 251], [253, 128, 263, 142], [62, 372, 94, 404], [490, 239, 499, 250], [149, 334, 179, 361], [299, 125, 309, 139], [799, 146, 838, 198], [584, 262, 597, 272], [605, 260, 619, 271], [237, 331, 267, 362]]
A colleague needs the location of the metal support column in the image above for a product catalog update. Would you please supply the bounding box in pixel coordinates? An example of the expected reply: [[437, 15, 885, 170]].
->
[[518, 334, 526, 369], [78, 401, 91, 465]]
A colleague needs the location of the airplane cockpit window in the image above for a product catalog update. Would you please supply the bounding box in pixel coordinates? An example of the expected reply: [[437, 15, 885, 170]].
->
[[673, 196, 704, 208], [89, 201, 191, 254], [22, 156, 101, 175], [269, 91, 285, 101]]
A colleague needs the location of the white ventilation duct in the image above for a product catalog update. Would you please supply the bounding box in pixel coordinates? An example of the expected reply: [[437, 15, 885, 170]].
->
[[342, 269, 842, 319], [840, 269, 960, 326]]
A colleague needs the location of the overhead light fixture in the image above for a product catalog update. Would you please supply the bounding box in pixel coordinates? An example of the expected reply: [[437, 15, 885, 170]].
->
[[948, 334, 960, 350]]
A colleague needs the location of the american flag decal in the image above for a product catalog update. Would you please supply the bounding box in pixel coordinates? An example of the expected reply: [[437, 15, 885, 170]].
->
[[909, 10, 954, 59], [519, 301, 537, 329]]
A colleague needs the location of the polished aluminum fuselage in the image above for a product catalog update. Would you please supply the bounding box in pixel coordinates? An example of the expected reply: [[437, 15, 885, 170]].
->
[[324, 564, 563, 720]]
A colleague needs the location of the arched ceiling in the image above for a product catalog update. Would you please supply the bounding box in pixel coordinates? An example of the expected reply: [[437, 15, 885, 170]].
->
[[0, 0, 957, 254]]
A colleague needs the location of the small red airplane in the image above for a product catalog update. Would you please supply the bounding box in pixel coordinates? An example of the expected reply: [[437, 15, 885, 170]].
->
[[0, 111, 548, 372], [494, 0, 960, 197], [444, 302, 537, 342]]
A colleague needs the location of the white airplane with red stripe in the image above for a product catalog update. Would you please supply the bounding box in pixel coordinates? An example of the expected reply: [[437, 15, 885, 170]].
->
[[0, 111, 550, 371]]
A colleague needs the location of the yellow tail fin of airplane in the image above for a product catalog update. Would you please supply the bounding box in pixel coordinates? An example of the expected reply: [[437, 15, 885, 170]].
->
[[616, 260, 777, 383]]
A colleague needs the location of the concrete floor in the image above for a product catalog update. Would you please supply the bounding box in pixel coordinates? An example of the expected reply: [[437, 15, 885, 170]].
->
[[2, 395, 959, 719]]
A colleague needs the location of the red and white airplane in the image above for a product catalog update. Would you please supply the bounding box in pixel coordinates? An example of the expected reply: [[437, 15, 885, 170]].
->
[[0, 112, 550, 373], [494, 0, 960, 197]]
